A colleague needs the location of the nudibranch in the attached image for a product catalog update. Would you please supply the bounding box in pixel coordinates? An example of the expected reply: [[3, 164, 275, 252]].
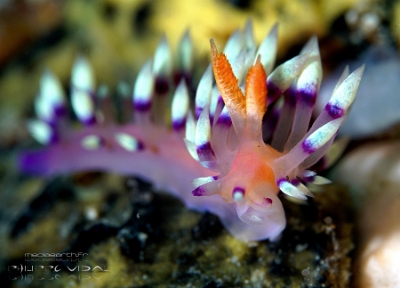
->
[[19, 23, 364, 241]]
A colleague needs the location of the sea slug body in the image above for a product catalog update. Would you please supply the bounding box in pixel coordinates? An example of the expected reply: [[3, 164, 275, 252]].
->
[[19, 22, 364, 241]]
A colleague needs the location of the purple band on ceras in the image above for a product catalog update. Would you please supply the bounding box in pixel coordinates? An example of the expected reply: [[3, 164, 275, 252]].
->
[[192, 186, 207, 196], [134, 139, 145, 151], [216, 97, 232, 127], [290, 178, 301, 186], [301, 139, 317, 154], [195, 107, 203, 120], [192, 176, 218, 196], [196, 142, 216, 162], [216, 112, 232, 127], [53, 104, 67, 118], [300, 172, 316, 183], [39, 99, 67, 127], [172, 118, 186, 131], [276, 177, 288, 189], [296, 83, 317, 107], [325, 102, 345, 119], [82, 115, 97, 126], [134, 98, 152, 112]]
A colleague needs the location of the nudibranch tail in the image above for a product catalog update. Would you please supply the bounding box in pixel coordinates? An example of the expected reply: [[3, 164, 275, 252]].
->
[[19, 22, 364, 242]]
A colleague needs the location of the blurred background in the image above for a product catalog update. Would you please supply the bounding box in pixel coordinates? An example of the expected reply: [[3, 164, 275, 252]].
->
[[0, 1, 400, 287], [0, 0, 399, 148]]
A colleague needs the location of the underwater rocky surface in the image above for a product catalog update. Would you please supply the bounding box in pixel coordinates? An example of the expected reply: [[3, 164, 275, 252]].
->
[[1, 166, 354, 287]]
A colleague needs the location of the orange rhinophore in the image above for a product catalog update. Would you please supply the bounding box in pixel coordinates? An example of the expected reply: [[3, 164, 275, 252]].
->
[[245, 56, 267, 124], [210, 39, 246, 132], [211, 40, 268, 139]]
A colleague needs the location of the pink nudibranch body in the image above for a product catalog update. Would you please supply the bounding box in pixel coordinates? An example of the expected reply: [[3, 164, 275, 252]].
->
[[203, 40, 286, 231], [19, 23, 364, 241]]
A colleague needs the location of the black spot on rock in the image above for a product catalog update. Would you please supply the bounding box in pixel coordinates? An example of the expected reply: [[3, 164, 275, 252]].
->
[[117, 185, 163, 262], [10, 177, 75, 238], [177, 252, 197, 266], [66, 222, 119, 253], [191, 212, 223, 241], [269, 258, 296, 278], [203, 281, 226, 288]]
